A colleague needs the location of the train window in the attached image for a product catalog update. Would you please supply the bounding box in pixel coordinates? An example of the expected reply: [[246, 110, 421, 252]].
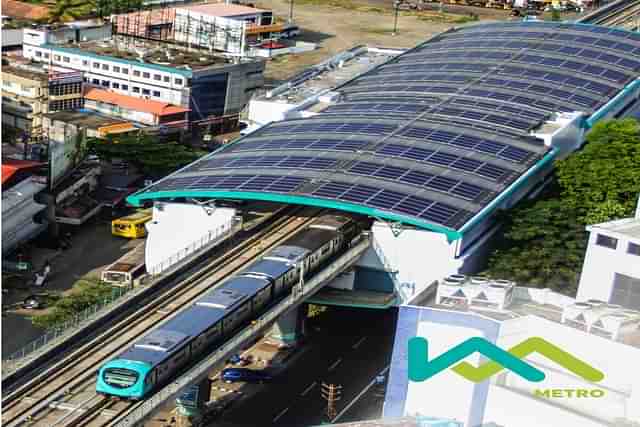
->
[[103, 368, 139, 388]]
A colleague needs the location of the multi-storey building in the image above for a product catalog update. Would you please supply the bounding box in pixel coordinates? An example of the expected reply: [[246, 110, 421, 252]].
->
[[1, 60, 83, 139], [22, 37, 265, 123]]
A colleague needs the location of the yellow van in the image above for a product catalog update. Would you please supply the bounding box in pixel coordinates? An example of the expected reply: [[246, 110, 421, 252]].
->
[[111, 209, 152, 239]]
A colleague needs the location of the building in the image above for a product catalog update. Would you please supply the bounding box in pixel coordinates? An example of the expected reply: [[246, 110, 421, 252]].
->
[[83, 87, 190, 128], [577, 198, 640, 309], [128, 22, 640, 306], [1, 59, 84, 140], [23, 38, 265, 123], [173, 3, 282, 54], [384, 276, 640, 427], [2, 158, 48, 255], [112, 3, 283, 55], [317, 417, 462, 426], [21, 20, 112, 47]]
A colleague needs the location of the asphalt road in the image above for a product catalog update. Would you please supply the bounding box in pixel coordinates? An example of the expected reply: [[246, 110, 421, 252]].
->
[[213, 306, 397, 427]]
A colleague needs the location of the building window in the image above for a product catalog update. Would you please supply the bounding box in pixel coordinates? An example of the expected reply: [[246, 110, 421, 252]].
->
[[102, 64, 109, 71], [122, 68, 129, 75], [83, 60, 89, 66], [152, 90, 160, 97], [132, 86, 140, 93], [122, 84, 129, 90], [63, 56, 70, 63], [163, 76, 170, 83], [629, 242, 640, 256], [142, 88, 150, 95], [54, 55, 61, 61], [142, 72, 150, 79], [93, 62, 100, 69], [175, 78, 183, 85], [610, 273, 640, 310], [113, 66, 120, 73], [44, 53, 50, 59], [154, 74, 161, 81], [596, 234, 618, 250], [35, 51, 42, 57], [92, 78, 100, 85], [112, 82, 120, 89], [133, 70, 140, 77], [101, 80, 110, 87]]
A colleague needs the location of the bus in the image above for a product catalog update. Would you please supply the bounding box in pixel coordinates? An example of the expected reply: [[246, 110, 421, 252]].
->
[[101, 242, 146, 287], [112, 209, 152, 239]]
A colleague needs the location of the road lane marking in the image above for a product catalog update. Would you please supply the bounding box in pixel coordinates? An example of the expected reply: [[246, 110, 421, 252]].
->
[[328, 358, 342, 371], [352, 336, 367, 349], [273, 407, 289, 423], [333, 365, 390, 423], [301, 381, 317, 396]]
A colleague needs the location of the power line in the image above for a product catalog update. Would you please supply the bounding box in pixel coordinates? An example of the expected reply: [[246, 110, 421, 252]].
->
[[320, 383, 342, 421]]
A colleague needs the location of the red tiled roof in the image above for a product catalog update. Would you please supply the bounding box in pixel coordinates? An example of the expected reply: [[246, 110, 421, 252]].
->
[[1, 0, 49, 20], [84, 88, 190, 116], [2, 159, 44, 185]]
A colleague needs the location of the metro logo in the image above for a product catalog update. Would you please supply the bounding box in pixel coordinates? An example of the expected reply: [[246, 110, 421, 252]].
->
[[408, 336, 605, 384]]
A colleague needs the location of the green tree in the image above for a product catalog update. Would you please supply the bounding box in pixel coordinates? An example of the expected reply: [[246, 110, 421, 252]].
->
[[556, 118, 640, 224], [551, 8, 561, 21], [86, 132, 205, 175], [48, 0, 87, 22], [484, 118, 640, 294]]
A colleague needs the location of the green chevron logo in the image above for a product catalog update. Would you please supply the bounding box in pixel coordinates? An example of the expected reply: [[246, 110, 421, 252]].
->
[[409, 336, 604, 383]]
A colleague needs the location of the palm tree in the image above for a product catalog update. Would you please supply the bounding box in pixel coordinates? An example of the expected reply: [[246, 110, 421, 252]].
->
[[48, 0, 87, 23]]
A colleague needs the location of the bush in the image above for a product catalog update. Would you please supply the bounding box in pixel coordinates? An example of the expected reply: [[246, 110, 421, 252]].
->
[[31, 278, 119, 329]]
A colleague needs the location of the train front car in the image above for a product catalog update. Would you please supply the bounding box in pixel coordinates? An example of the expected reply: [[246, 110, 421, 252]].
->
[[96, 359, 153, 400]]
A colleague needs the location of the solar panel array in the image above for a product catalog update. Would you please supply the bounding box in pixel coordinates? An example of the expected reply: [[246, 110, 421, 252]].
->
[[141, 22, 640, 232]]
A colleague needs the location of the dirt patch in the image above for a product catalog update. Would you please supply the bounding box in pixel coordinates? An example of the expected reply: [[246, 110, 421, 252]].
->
[[254, 0, 512, 81]]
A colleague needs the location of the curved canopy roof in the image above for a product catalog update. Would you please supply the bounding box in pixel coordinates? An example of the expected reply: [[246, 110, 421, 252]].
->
[[129, 21, 640, 239]]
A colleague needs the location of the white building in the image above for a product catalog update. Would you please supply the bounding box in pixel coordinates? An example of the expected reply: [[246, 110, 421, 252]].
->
[[22, 33, 265, 121], [577, 200, 640, 310], [384, 276, 640, 427]]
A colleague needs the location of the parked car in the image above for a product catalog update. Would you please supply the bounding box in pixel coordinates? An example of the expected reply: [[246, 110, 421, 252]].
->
[[221, 368, 272, 383], [22, 295, 44, 309]]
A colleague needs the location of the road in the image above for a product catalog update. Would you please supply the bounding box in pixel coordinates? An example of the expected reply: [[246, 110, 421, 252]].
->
[[212, 306, 397, 427]]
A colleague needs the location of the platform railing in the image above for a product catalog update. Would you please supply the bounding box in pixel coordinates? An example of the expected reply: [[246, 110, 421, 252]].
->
[[114, 234, 371, 427], [148, 220, 239, 275]]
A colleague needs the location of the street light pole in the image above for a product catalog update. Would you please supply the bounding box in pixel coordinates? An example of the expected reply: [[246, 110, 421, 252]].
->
[[289, 0, 294, 23], [392, 1, 400, 36]]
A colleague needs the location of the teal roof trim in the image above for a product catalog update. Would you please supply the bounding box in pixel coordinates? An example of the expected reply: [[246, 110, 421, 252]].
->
[[586, 78, 640, 128], [41, 44, 193, 77], [127, 190, 463, 241], [458, 148, 558, 235]]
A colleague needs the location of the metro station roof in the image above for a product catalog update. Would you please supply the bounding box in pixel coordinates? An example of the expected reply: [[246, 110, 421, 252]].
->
[[128, 21, 640, 239]]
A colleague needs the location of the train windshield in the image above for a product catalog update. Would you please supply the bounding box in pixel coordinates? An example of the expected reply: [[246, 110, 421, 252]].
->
[[103, 368, 139, 388]]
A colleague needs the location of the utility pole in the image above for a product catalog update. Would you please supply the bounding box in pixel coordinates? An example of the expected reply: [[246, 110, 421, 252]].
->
[[392, 1, 400, 36], [321, 383, 342, 421], [289, 0, 295, 24]]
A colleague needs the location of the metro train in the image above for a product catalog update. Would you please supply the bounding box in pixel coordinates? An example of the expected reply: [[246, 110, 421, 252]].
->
[[95, 213, 365, 399]]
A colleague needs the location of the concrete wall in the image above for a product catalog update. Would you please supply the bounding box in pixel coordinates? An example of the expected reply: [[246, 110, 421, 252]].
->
[[145, 202, 236, 272], [247, 99, 295, 124], [2, 29, 23, 47], [577, 222, 640, 306], [384, 305, 640, 427], [221, 60, 265, 115]]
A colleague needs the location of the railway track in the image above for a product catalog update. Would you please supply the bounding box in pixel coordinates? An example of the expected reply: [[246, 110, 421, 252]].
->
[[578, 0, 640, 26], [2, 205, 322, 427]]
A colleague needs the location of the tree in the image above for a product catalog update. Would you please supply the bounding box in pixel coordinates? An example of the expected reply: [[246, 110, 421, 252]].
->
[[484, 118, 640, 294], [556, 118, 640, 224], [48, 0, 87, 22], [86, 132, 205, 175]]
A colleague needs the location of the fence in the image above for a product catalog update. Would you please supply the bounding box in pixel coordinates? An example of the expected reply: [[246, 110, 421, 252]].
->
[[3, 219, 242, 377], [3, 285, 132, 377], [147, 220, 239, 275], [115, 233, 371, 427]]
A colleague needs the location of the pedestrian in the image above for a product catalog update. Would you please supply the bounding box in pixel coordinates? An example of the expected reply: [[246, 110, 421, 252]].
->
[[43, 260, 51, 276]]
